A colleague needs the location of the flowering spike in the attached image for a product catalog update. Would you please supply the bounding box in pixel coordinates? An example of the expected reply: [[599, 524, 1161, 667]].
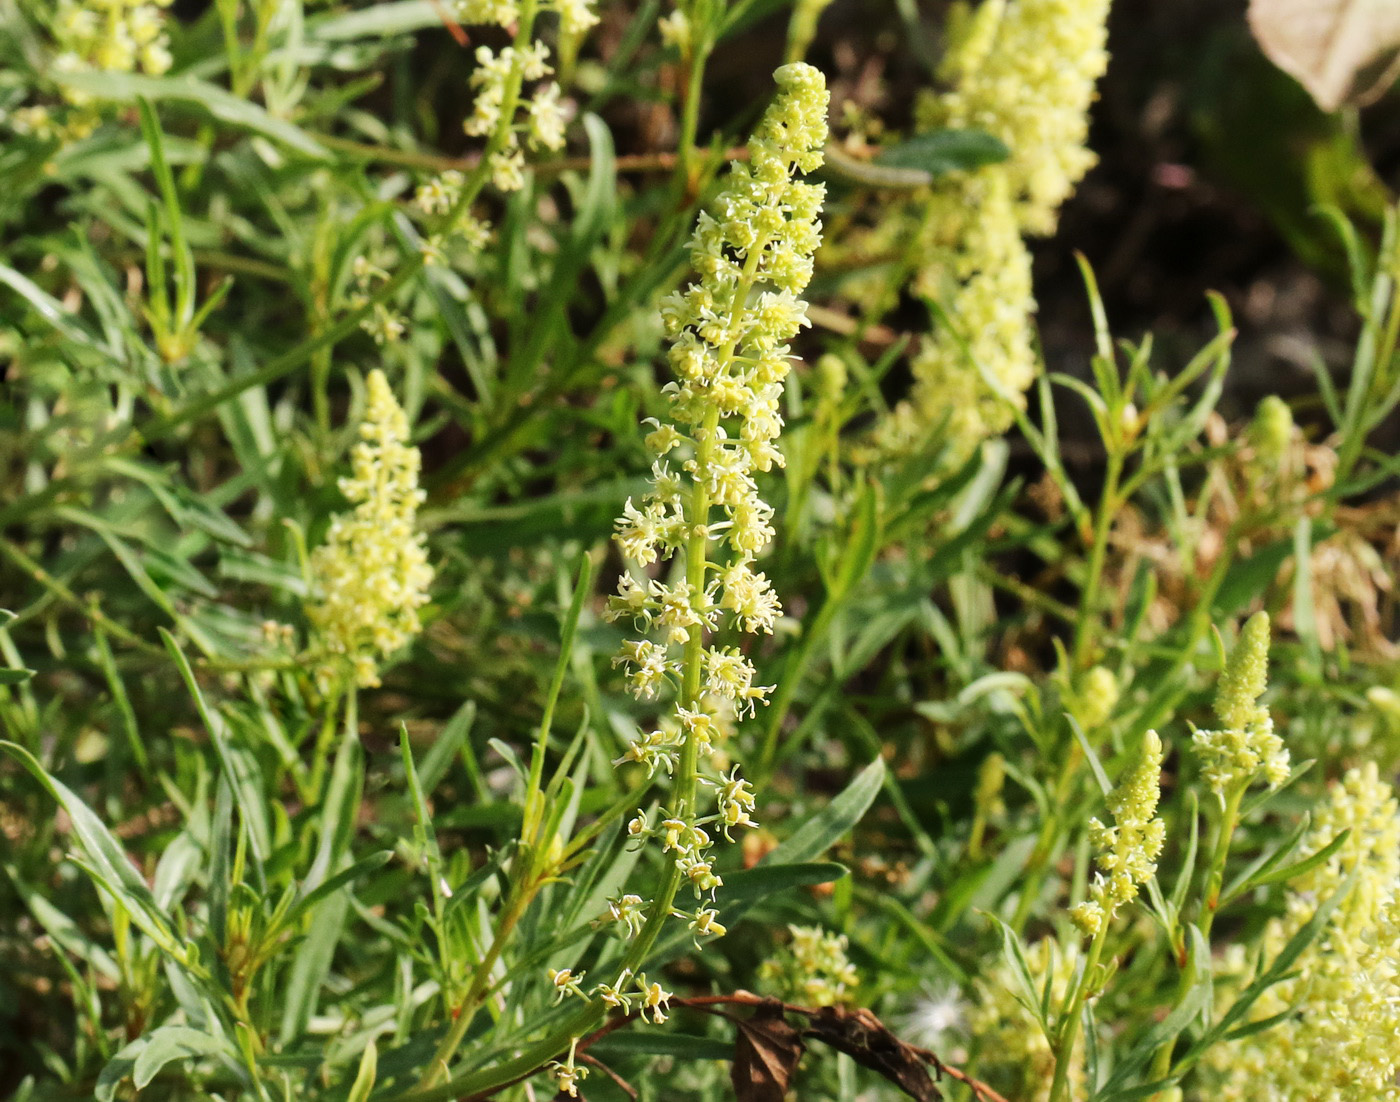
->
[[307, 371, 433, 690], [1071, 730, 1165, 937], [1214, 612, 1271, 734], [1193, 612, 1289, 798]]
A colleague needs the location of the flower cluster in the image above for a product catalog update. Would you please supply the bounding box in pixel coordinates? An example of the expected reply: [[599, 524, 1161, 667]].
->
[[1070, 730, 1165, 937], [576, 62, 827, 1022], [1192, 612, 1290, 799], [307, 371, 433, 689], [1208, 763, 1400, 1100], [348, 256, 410, 347], [433, 1, 594, 195], [879, 175, 1036, 457], [7, 0, 173, 140], [879, 0, 1113, 462], [759, 925, 860, 1007], [412, 1, 594, 258], [607, 60, 825, 781], [920, 0, 1112, 236]]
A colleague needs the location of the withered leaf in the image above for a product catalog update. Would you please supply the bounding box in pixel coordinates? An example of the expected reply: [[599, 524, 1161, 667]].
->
[[731, 1000, 806, 1102], [1248, 0, 1400, 111], [803, 1005, 942, 1102]]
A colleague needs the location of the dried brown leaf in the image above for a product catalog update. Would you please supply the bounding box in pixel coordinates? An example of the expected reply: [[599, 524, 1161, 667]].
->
[[731, 1000, 806, 1102], [803, 1006, 943, 1102], [1248, 0, 1400, 111]]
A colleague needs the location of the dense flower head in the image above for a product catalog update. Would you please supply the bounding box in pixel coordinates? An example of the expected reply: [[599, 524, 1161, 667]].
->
[[1071, 730, 1165, 936], [593, 64, 827, 997], [1193, 612, 1289, 798], [878, 175, 1036, 459], [877, 0, 1112, 462], [1208, 763, 1400, 1100], [7, 0, 173, 140], [307, 371, 433, 689], [53, 0, 173, 83], [607, 62, 827, 772], [920, 0, 1112, 236], [759, 924, 859, 1007]]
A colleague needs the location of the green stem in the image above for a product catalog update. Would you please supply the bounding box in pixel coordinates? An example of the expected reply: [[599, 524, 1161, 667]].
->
[[1011, 728, 1081, 934], [1144, 783, 1242, 1089], [1071, 449, 1124, 671], [674, 33, 713, 195], [1049, 920, 1109, 1102]]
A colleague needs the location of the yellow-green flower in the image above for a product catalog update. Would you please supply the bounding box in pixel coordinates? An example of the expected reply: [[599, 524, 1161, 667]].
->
[[307, 370, 433, 689]]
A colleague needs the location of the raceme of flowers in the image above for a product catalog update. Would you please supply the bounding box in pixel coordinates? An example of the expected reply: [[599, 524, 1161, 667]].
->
[[876, 172, 1035, 458], [1207, 762, 1400, 1101], [1192, 611, 1290, 799], [7, 0, 173, 140], [420, 0, 594, 202], [306, 370, 433, 690], [881, 0, 1113, 461], [544, 60, 829, 1098], [759, 924, 860, 1007], [401, 0, 596, 337], [922, 0, 1112, 235], [1070, 729, 1165, 937]]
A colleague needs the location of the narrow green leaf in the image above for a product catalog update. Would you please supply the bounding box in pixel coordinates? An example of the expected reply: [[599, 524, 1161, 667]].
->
[[346, 1039, 377, 1102], [873, 128, 1009, 176], [765, 757, 885, 865], [722, 861, 847, 906], [53, 71, 328, 157], [132, 1026, 230, 1090], [0, 742, 181, 957]]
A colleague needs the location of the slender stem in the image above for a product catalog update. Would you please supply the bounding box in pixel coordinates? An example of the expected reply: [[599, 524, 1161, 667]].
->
[[1144, 783, 1242, 1089], [1010, 728, 1079, 934], [1071, 449, 1124, 671], [0, 537, 164, 657], [304, 687, 344, 806], [1049, 921, 1109, 1102], [674, 35, 712, 195]]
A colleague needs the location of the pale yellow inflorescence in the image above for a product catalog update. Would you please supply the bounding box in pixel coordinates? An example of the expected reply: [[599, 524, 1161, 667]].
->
[[1206, 763, 1400, 1101], [1192, 612, 1290, 799], [921, 0, 1112, 235], [422, 0, 594, 200], [544, 70, 827, 1097], [1070, 729, 1165, 937], [405, 0, 594, 324], [880, 0, 1113, 461], [758, 924, 860, 1007], [8, 0, 173, 140], [307, 371, 433, 690], [879, 174, 1035, 457]]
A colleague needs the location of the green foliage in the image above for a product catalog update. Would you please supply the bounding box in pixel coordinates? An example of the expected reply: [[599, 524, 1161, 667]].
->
[[3, 2, 1400, 1102]]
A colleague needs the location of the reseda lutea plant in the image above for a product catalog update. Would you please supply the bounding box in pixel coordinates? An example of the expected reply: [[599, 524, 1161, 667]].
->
[[10, 2, 1400, 1100], [557, 59, 831, 1097]]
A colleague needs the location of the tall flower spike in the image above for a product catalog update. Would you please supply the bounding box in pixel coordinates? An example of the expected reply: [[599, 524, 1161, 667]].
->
[[307, 371, 433, 690], [1192, 612, 1289, 799], [921, 0, 1113, 235], [877, 0, 1113, 462], [1070, 730, 1166, 937], [587, 62, 827, 1006]]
